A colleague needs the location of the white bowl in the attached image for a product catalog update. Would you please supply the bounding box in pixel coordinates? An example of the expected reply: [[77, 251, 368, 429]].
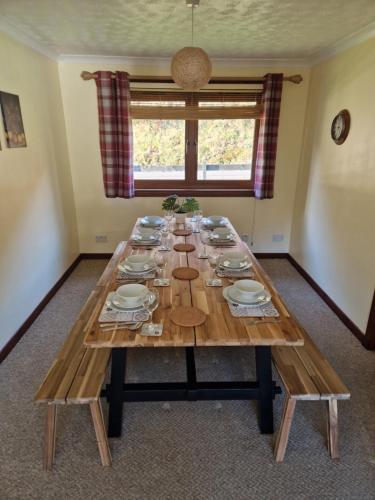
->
[[214, 227, 232, 236], [124, 254, 154, 271], [207, 215, 225, 223], [134, 228, 159, 241], [141, 215, 164, 226], [233, 279, 264, 299], [220, 251, 248, 269], [115, 284, 148, 306]]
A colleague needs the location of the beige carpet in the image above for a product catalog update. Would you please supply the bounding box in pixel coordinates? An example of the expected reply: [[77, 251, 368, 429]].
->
[[0, 259, 374, 500]]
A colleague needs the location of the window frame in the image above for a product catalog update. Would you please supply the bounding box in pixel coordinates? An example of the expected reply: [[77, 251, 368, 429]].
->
[[133, 91, 260, 197]]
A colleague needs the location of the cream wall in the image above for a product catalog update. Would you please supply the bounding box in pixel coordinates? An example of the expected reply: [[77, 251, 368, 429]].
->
[[58, 61, 310, 253], [0, 33, 79, 351], [290, 38, 375, 333]]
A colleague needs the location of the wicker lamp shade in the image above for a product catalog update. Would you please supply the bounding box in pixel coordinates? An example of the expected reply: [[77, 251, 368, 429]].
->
[[171, 46, 212, 91]]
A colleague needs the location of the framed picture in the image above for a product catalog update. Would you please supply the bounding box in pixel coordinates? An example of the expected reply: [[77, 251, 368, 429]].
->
[[0, 91, 27, 148]]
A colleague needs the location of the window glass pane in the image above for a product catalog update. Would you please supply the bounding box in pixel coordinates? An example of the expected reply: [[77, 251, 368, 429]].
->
[[197, 119, 255, 181], [133, 119, 185, 180]]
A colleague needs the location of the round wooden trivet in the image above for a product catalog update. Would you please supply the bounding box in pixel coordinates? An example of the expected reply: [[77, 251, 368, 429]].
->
[[173, 243, 196, 253], [170, 306, 206, 327], [173, 229, 192, 236], [172, 267, 199, 280]]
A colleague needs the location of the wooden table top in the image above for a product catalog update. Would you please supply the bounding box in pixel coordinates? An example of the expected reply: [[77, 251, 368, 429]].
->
[[84, 218, 304, 349]]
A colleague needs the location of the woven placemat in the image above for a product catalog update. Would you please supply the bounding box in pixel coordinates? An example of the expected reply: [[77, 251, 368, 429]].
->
[[172, 267, 199, 280], [170, 306, 206, 327], [173, 243, 196, 253], [173, 229, 192, 236]]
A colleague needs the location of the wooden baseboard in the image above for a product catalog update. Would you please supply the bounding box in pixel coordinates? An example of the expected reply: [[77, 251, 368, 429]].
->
[[80, 253, 113, 259], [254, 253, 289, 259], [286, 255, 373, 350], [0, 255, 82, 363]]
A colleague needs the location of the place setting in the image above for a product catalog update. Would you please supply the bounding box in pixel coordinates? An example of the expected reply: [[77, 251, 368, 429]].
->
[[99, 284, 163, 336], [207, 227, 237, 247], [201, 215, 228, 231], [223, 279, 280, 320], [117, 252, 170, 286]]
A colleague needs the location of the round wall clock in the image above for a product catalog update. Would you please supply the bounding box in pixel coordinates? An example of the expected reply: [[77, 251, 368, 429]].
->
[[331, 109, 350, 145]]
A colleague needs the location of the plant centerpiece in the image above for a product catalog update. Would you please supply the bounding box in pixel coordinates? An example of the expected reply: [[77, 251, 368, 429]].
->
[[162, 195, 200, 223]]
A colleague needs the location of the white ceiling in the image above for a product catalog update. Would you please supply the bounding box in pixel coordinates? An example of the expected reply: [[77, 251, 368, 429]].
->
[[1, 0, 375, 60]]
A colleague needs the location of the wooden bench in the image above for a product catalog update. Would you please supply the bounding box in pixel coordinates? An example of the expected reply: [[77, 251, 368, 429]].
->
[[272, 328, 350, 462], [34, 242, 126, 470]]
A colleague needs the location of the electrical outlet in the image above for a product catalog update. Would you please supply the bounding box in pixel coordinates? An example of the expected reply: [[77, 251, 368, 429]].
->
[[95, 235, 108, 243], [241, 234, 249, 242], [272, 233, 284, 243]]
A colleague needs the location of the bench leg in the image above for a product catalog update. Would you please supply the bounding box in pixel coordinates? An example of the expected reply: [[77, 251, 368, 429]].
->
[[43, 405, 57, 470], [274, 397, 296, 462], [90, 401, 112, 466], [327, 399, 339, 459]]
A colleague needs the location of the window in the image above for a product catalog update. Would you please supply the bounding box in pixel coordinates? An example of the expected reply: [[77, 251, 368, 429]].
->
[[131, 92, 261, 196]]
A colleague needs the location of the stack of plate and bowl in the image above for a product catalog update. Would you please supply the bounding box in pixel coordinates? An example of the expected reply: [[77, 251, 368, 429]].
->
[[109, 283, 151, 311], [140, 215, 165, 228], [217, 251, 252, 273], [223, 279, 271, 307], [131, 227, 161, 246], [118, 254, 157, 278], [209, 227, 236, 245], [202, 215, 228, 230]]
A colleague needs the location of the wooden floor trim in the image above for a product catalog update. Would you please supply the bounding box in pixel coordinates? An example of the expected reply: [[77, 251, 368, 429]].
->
[[286, 255, 373, 351], [0, 254, 82, 363]]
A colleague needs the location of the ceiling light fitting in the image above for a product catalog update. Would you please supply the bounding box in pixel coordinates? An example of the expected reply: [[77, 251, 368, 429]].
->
[[171, 0, 212, 91]]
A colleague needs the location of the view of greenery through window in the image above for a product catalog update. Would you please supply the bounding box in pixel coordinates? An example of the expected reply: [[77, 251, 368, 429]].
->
[[198, 119, 254, 180], [133, 119, 185, 179], [133, 118, 255, 181]]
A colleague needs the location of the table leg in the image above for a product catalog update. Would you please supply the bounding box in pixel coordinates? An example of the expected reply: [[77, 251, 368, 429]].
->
[[107, 348, 127, 438], [185, 347, 197, 400], [255, 346, 274, 434]]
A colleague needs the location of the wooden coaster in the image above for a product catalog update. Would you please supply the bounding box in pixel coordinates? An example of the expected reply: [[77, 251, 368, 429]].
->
[[170, 306, 206, 327], [173, 229, 192, 236], [172, 267, 199, 280], [173, 243, 196, 253]]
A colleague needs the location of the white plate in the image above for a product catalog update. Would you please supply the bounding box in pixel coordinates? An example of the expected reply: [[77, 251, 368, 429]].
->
[[107, 298, 144, 312], [118, 264, 157, 275], [219, 259, 250, 270], [109, 291, 155, 311], [223, 286, 271, 306], [218, 262, 251, 272]]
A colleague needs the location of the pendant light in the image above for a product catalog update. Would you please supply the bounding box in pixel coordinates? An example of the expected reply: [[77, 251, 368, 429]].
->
[[171, 0, 212, 91]]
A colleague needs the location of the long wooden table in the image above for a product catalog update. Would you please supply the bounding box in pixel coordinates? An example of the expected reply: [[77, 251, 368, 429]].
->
[[84, 218, 304, 438]]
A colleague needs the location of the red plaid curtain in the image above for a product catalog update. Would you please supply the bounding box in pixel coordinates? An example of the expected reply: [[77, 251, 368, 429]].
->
[[94, 71, 134, 198], [254, 73, 283, 199]]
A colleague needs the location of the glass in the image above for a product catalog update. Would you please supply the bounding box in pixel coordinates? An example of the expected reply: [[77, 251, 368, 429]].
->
[[155, 253, 167, 278], [193, 210, 203, 232], [133, 119, 185, 180], [164, 210, 174, 232], [208, 253, 220, 278], [142, 288, 160, 333], [197, 119, 255, 181]]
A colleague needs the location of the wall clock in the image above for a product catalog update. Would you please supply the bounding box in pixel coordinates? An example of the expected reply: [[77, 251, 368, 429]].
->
[[331, 109, 350, 145]]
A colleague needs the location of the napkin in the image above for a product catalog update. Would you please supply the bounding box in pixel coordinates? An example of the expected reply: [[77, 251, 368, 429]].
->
[[228, 301, 279, 318]]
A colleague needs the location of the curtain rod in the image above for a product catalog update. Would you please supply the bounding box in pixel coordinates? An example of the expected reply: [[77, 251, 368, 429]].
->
[[80, 71, 303, 85]]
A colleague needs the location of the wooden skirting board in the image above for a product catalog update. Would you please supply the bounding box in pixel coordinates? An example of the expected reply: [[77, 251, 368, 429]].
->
[[1, 252, 373, 363]]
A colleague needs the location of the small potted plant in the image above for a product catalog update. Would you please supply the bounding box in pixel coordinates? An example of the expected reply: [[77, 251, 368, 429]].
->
[[161, 195, 200, 224]]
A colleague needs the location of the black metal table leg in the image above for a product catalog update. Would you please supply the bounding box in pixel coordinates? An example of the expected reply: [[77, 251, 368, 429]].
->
[[185, 347, 197, 400], [255, 346, 274, 434], [107, 347, 127, 438]]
